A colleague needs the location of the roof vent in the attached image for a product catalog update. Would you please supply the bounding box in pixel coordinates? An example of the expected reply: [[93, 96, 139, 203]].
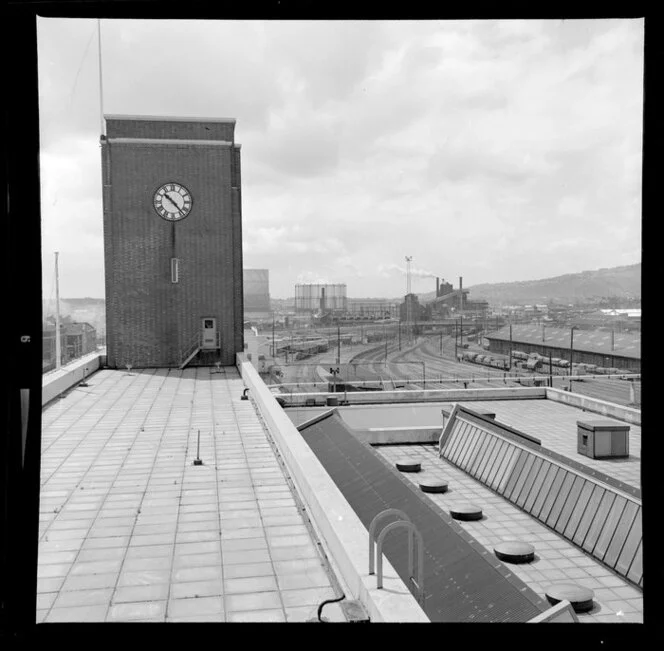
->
[[449, 504, 483, 521], [419, 479, 448, 493], [395, 460, 421, 473], [544, 583, 595, 613], [493, 541, 535, 563]]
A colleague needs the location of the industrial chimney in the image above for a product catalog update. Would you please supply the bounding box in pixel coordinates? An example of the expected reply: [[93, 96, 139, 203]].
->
[[436, 277, 440, 297]]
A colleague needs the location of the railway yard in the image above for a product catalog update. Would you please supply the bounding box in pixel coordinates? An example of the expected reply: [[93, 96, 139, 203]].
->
[[262, 329, 641, 408]]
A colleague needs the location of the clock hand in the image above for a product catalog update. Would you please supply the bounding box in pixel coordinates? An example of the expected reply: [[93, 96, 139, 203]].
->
[[163, 193, 184, 215]]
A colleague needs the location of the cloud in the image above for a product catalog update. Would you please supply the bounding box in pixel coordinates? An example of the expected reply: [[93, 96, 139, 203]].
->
[[37, 18, 644, 298]]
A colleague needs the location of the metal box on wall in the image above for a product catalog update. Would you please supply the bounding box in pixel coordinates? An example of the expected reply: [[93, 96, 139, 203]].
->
[[577, 420, 630, 459]]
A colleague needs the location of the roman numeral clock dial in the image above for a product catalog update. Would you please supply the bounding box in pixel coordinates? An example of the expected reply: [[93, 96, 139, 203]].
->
[[153, 182, 193, 221]]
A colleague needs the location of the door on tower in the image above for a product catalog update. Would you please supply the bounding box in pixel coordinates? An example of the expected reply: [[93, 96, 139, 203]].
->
[[201, 318, 218, 350]]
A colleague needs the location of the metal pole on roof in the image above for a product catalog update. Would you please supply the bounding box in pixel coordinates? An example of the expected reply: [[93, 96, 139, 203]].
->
[[55, 252, 61, 370]]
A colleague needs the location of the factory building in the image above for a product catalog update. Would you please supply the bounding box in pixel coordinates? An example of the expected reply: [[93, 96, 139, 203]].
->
[[345, 299, 399, 320], [43, 321, 97, 372], [294, 283, 347, 313], [102, 115, 244, 368], [400, 293, 427, 322], [428, 277, 489, 319], [486, 325, 640, 372], [243, 269, 271, 317]]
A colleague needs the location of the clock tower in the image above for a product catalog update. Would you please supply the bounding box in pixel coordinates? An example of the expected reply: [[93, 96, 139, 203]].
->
[[101, 115, 244, 368]]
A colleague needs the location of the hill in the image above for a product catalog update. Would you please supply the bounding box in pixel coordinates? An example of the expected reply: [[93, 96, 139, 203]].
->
[[417, 263, 641, 306]]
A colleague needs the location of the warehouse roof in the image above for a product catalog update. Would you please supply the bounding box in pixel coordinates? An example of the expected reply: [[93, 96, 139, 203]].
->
[[486, 325, 640, 359]]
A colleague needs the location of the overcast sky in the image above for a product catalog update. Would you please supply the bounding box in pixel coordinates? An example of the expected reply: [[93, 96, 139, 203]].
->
[[37, 18, 643, 300]]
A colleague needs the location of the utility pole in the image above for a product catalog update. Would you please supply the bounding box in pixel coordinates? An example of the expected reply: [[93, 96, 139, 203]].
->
[[508, 322, 513, 371], [405, 256, 412, 342], [337, 324, 341, 365], [569, 326, 577, 391], [383, 323, 387, 360], [440, 331, 443, 356], [272, 312, 275, 357], [55, 251, 61, 369], [611, 329, 615, 351], [455, 319, 458, 360], [398, 321, 401, 351]]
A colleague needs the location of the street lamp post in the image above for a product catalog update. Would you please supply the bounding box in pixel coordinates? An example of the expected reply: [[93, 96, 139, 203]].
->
[[569, 326, 578, 391]]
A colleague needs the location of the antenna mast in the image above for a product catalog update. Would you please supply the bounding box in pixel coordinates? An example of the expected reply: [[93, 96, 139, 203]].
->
[[405, 256, 412, 295]]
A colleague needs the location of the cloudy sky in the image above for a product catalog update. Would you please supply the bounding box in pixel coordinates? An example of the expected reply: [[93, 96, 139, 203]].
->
[[37, 18, 643, 300]]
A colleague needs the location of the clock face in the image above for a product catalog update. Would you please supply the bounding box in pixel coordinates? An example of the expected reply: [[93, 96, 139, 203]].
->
[[153, 182, 193, 221]]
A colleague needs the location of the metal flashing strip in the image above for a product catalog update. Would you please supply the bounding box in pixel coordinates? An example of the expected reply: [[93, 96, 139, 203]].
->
[[105, 137, 234, 146], [438, 406, 643, 586], [443, 405, 542, 448], [299, 411, 547, 622], [296, 407, 338, 431]]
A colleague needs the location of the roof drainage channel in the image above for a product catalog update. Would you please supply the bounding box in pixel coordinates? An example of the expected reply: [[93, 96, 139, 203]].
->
[[298, 411, 548, 623]]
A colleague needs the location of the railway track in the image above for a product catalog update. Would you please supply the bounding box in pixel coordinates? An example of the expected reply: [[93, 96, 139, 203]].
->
[[270, 333, 640, 408]]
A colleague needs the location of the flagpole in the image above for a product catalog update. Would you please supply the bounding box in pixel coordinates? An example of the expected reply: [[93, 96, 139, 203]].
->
[[97, 19, 105, 136]]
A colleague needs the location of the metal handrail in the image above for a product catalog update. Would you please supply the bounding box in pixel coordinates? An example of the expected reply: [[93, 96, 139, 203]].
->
[[180, 332, 201, 365], [369, 509, 410, 575], [369, 509, 425, 607]]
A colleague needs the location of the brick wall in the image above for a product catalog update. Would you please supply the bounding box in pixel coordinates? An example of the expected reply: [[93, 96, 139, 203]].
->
[[102, 117, 243, 368]]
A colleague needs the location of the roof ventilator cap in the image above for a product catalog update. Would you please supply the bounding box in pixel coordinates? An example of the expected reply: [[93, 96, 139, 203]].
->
[[419, 479, 449, 493], [494, 541, 535, 563], [449, 504, 483, 521], [396, 460, 422, 473], [544, 583, 595, 613]]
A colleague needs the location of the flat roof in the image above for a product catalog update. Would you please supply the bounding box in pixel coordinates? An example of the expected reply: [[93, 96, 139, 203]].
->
[[286, 399, 641, 491], [37, 368, 347, 623], [486, 325, 640, 359]]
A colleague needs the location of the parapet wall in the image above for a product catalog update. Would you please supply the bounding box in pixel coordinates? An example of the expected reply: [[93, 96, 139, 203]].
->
[[237, 354, 429, 623], [42, 350, 104, 407], [545, 387, 641, 426]]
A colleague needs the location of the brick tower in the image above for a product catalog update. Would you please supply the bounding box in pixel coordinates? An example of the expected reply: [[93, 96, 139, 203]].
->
[[101, 115, 244, 368]]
